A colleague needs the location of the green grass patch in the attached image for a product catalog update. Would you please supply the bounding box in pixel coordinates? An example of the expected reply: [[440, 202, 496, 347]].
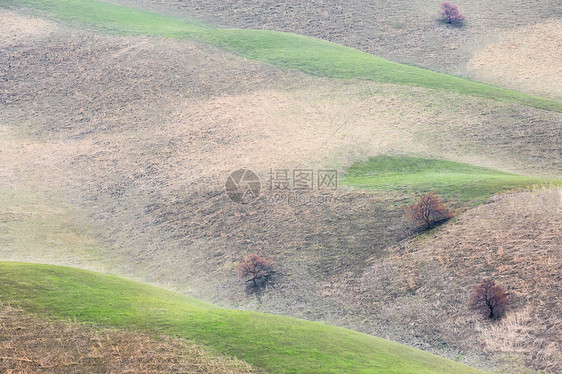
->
[[341, 155, 561, 203], [3, 0, 562, 112], [0, 262, 484, 374], [5, 0, 208, 36]]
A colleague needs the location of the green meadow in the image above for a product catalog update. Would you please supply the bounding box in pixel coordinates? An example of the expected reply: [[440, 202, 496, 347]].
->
[[341, 155, 560, 203]]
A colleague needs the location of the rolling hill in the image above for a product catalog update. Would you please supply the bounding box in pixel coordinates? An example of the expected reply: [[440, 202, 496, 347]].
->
[[3, 0, 562, 111], [0, 262, 485, 374], [341, 155, 561, 203], [0, 1, 560, 373], [75, 0, 562, 96], [0, 304, 258, 373]]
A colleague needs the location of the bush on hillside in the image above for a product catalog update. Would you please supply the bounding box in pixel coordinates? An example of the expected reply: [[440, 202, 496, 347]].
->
[[404, 192, 452, 230]]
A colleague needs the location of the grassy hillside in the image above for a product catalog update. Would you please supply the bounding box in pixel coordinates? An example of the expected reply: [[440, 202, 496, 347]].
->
[[0, 262, 484, 374], [0, 305, 258, 373], [4, 0, 562, 112], [341, 155, 561, 203]]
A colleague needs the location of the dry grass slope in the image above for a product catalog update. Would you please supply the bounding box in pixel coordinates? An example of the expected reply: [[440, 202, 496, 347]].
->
[[468, 20, 562, 99], [322, 189, 562, 373], [0, 9, 54, 46]]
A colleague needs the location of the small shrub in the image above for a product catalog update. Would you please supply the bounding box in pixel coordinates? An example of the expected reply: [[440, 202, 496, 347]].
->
[[237, 254, 274, 288], [440, 2, 465, 24], [404, 192, 452, 230], [469, 279, 508, 320]]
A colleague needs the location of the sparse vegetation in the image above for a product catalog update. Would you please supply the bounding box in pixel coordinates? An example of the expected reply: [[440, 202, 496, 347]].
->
[[1, 1, 561, 373], [323, 189, 561, 373], [404, 192, 452, 230], [238, 253, 274, 288], [467, 19, 562, 99], [470, 279, 508, 320]]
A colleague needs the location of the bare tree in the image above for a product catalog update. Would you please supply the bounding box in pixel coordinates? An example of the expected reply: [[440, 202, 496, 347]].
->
[[404, 192, 452, 230], [440, 2, 465, 24], [470, 280, 508, 320]]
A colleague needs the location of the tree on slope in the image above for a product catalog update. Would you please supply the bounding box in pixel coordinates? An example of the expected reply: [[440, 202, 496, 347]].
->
[[237, 254, 274, 288], [440, 2, 465, 24], [470, 279, 508, 320], [404, 192, 452, 230]]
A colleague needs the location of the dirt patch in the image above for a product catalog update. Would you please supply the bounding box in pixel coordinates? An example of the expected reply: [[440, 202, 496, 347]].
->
[[0, 305, 258, 373], [468, 20, 562, 99]]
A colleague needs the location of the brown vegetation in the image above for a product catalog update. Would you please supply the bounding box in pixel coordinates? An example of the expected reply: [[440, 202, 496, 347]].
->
[[440, 2, 465, 24], [467, 20, 562, 99], [0, 9, 55, 47], [321, 189, 562, 373]]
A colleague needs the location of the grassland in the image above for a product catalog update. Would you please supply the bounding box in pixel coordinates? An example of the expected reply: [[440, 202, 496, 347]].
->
[[0, 262, 484, 374], [4, 0, 562, 112], [341, 155, 561, 203]]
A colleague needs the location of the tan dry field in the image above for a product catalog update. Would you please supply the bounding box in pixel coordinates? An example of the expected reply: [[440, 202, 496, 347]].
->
[[0, 305, 258, 373], [1, 8, 562, 373], [468, 20, 562, 99]]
